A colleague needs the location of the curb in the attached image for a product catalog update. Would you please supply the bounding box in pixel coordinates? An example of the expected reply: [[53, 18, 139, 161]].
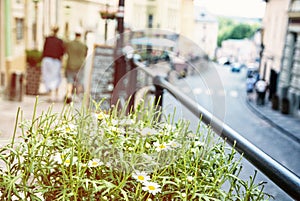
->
[[246, 99, 300, 144]]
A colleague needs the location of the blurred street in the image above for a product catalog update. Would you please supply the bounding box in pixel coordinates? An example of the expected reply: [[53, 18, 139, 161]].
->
[[162, 62, 300, 201]]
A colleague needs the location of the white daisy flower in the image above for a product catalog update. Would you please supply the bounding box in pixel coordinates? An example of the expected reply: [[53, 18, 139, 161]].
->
[[163, 124, 176, 131], [96, 112, 109, 120], [140, 127, 157, 136], [167, 140, 182, 149], [105, 162, 112, 168], [109, 126, 125, 133], [63, 156, 78, 166], [127, 147, 134, 151], [64, 124, 77, 133], [153, 141, 169, 152], [187, 133, 196, 139], [194, 141, 205, 147], [187, 176, 194, 182], [132, 171, 151, 183], [145, 142, 151, 148], [142, 181, 162, 195], [119, 119, 134, 125], [88, 159, 103, 167], [111, 119, 119, 126], [51, 150, 72, 163], [51, 153, 63, 164]]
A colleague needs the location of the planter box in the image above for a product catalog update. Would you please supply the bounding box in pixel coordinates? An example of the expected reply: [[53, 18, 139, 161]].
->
[[26, 64, 41, 95], [281, 98, 290, 114], [272, 95, 279, 110]]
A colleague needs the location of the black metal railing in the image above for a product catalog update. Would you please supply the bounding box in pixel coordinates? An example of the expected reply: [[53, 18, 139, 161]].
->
[[133, 60, 300, 200]]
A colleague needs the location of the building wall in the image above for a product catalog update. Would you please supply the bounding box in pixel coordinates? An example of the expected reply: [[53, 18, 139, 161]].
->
[[218, 39, 258, 65], [180, 0, 195, 40], [193, 7, 218, 59], [283, 0, 300, 115], [261, 0, 290, 81], [125, 0, 148, 30], [125, 0, 181, 32], [0, 0, 5, 88], [263, 0, 300, 116], [1, 0, 27, 92]]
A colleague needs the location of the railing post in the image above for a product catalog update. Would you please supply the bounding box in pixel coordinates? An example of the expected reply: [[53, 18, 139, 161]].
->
[[153, 76, 164, 119], [126, 57, 137, 113], [112, 0, 126, 106]]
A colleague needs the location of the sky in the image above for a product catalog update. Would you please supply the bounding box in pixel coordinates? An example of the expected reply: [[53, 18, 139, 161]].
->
[[195, 0, 266, 19]]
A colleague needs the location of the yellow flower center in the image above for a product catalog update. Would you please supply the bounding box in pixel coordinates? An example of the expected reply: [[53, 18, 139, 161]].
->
[[148, 185, 156, 191], [138, 175, 145, 181], [98, 113, 104, 120], [159, 144, 166, 149], [92, 161, 98, 166]]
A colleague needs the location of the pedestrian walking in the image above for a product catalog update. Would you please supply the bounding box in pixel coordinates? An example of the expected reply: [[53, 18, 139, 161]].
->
[[246, 75, 256, 101], [255, 78, 268, 105], [41, 25, 65, 102], [64, 27, 88, 103]]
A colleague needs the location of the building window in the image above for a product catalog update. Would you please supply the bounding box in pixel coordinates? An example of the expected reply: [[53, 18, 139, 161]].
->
[[148, 14, 153, 28], [16, 18, 24, 41]]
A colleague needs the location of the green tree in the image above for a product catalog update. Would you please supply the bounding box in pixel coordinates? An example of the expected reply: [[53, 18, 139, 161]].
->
[[230, 24, 254, 39], [217, 17, 260, 47]]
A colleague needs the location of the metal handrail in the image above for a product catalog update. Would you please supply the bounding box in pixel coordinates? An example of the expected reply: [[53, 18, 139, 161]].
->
[[133, 60, 300, 200]]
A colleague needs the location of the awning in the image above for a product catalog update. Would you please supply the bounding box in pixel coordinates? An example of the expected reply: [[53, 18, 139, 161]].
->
[[130, 37, 176, 48]]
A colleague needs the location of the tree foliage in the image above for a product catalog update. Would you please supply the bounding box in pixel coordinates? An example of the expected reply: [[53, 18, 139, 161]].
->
[[217, 17, 261, 47]]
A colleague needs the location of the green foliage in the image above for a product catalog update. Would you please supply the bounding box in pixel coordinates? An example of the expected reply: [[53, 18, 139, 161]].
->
[[0, 98, 271, 200], [25, 49, 42, 67], [217, 17, 261, 47]]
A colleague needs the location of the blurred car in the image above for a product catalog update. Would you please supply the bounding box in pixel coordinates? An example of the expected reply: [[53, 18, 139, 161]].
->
[[247, 66, 259, 80], [218, 57, 231, 66], [231, 63, 241, 73]]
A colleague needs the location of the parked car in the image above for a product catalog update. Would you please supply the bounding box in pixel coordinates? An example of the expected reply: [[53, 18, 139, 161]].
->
[[247, 66, 259, 80], [231, 63, 241, 73], [218, 57, 231, 66]]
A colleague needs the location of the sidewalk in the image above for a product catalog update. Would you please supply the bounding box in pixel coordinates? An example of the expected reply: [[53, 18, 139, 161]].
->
[[0, 95, 69, 146], [246, 99, 300, 144], [1, 71, 300, 147], [0, 77, 70, 146]]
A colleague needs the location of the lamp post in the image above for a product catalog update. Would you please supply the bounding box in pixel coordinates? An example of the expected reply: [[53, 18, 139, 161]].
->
[[112, 0, 126, 106], [64, 5, 71, 40], [259, 27, 265, 79], [99, 3, 116, 42], [32, 0, 39, 50]]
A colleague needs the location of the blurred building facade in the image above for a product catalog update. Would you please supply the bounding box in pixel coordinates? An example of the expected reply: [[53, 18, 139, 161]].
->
[[0, 0, 27, 93], [193, 7, 218, 59], [0, 0, 217, 97], [262, 0, 300, 116], [218, 39, 259, 65]]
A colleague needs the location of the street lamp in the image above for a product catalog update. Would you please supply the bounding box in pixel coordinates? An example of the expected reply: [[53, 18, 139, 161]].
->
[[32, 0, 39, 50], [99, 3, 116, 42], [64, 5, 71, 40], [112, 0, 126, 106], [259, 27, 265, 79]]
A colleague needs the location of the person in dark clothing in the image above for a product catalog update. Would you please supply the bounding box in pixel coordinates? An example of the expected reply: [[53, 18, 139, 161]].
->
[[41, 25, 65, 102]]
